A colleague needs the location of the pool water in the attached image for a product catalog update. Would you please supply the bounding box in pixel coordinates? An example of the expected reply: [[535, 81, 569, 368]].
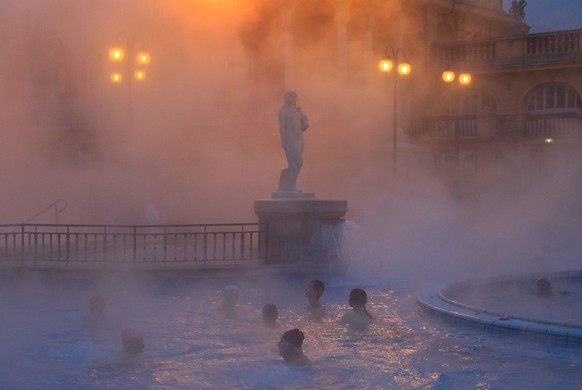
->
[[2, 271, 582, 389], [444, 277, 582, 326]]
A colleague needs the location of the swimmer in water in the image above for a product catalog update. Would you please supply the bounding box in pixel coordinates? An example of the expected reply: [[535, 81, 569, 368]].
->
[[262, 303, 279, 327], [536, 277, 552, 296], [121, 327, 144, 358], [85, 294, 107, 337], [277, 328, 312, 366], [341, 288, 373, 327], [94, 327, 144, 373], [220, 285, 240, 319], [305, 279, 326, 320]]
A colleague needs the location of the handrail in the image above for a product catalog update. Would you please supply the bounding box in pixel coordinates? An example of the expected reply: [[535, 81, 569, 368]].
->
[[22, 199, 68, 225], [0, 222, 267, 268]]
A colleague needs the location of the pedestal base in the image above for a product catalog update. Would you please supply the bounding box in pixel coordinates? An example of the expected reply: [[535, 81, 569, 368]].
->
[[254, 197, 348, 265], [271, 191, 316, 200]]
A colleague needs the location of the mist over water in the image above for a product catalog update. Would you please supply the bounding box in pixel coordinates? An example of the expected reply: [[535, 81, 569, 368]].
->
[[1, 0, 582, 286]]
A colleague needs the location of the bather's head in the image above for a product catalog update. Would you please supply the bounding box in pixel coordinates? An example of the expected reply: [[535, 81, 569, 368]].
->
[[305, 279, 325, 306], [277, 328, 311, 365], [262, 303, 278, 323], [349, 288, 368, 309], [223, 285, 240, 306], [121, 328, 144, 357], [278, 328, 303, 356], [537, 278, 552, 296]]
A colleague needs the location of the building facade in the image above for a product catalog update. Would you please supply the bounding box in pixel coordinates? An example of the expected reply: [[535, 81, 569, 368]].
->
[[2, 0, 582, 184]]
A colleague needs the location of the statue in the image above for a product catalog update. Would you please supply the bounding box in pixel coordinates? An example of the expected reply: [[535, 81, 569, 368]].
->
[[509, 0, 527, 21], [278, 90, 309, 192]]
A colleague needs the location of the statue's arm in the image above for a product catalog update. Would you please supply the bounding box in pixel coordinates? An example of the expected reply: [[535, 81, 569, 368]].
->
[[278, 109, 286, 142], [298, 109, 309, 132]]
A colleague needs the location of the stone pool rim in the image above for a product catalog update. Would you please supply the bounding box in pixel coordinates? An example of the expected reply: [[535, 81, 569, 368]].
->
[[417, 269, 582, 345]]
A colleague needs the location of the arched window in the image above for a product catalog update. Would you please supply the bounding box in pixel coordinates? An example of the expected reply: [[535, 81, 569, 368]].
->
[[526, 82, 582, 113], [524, 83, 582, 139]]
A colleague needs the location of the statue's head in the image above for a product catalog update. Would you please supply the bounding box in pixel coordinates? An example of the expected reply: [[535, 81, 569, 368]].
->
[[284, 90, 297, 107]]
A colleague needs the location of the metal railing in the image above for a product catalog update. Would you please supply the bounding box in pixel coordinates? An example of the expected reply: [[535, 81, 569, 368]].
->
[[411, 115, 479, 140], [0, 223, 267, 268], [524, 113, 582, 138]]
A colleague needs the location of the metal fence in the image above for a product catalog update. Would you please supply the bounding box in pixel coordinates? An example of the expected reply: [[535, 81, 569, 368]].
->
[[0, 223, 267, 268]]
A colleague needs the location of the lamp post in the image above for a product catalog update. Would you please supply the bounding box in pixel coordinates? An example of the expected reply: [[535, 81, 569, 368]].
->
[[440, 65, 472, 168], [379, 47, 411, 176], [108, 38, 151, 145]]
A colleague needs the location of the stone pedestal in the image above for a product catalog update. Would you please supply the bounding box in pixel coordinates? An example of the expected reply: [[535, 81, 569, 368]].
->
[[254, 195, 348, 265]]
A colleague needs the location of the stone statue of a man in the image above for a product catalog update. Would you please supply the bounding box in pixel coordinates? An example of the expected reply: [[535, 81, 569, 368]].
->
[[278, 90, 309, 192]]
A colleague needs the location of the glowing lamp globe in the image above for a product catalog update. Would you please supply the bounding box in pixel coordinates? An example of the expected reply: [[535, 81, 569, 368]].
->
[[133, 70, 147, 81], [442, 70, 455, 83], [379, 59, 393, 73], [109, 47, 125, 61], [459, 73, 472, 85], [136, 51, 151, 65], [110, 72, 123, 83], [397, 62, 411, 76]]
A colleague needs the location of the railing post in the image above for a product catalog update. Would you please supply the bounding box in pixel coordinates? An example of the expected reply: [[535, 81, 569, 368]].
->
[[20, 225, 25, 266], [203, 225, 208, 266], [102, 226, 107, 268], [66, 225, 70, 266], [163, 225, 167, 265], [133, 225, 137, 266]]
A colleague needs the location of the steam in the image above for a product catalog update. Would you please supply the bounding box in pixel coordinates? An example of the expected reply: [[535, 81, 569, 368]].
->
[[1, 0, 581, 283]]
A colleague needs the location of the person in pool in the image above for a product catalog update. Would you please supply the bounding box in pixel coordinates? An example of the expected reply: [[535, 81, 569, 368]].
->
[[121, 328, 144, 358], [85, 294, 108, 337], [220, 285, 240, 319], [305, 279, 326, 320], [536, 277, 552, 296], [95, 327, 144, 372], [341, 288, 373, 327], [277, 328, 312, 366], [262, 303, 279, 327]]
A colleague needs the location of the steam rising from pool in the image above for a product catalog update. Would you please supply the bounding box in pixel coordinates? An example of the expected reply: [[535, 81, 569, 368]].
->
[[2, 272, 582, 389]]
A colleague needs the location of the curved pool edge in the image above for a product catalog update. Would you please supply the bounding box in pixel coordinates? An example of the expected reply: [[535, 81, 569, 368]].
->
[[417, 270, 582, 346]]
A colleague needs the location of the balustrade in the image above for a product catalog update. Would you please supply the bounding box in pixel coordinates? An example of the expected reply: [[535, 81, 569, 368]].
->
[[0, 223, 267, 268]]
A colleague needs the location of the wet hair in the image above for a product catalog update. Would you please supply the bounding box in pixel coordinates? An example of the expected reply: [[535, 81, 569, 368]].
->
[[537, 278, 552, 296], [309, 279, 325, 298], [282, 328, 304, 348], [349, 289, 373, 319], [262, 303, 278, 322], [223, 285, 240, 303], [121, 328, 144, 355], [89, 294, 105, 315]]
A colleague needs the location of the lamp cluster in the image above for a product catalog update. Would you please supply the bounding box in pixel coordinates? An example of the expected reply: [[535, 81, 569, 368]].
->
[[378, 47, 412, 77], [377, 50, 472, 85], [441, 68, 472, 85], [109, 47, 151, 83]]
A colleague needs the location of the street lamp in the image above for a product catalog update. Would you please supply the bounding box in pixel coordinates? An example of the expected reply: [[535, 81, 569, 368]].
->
[[440, 66, 473, 170], [379, 47, 411, 176], [108, 37, 151, 145]]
